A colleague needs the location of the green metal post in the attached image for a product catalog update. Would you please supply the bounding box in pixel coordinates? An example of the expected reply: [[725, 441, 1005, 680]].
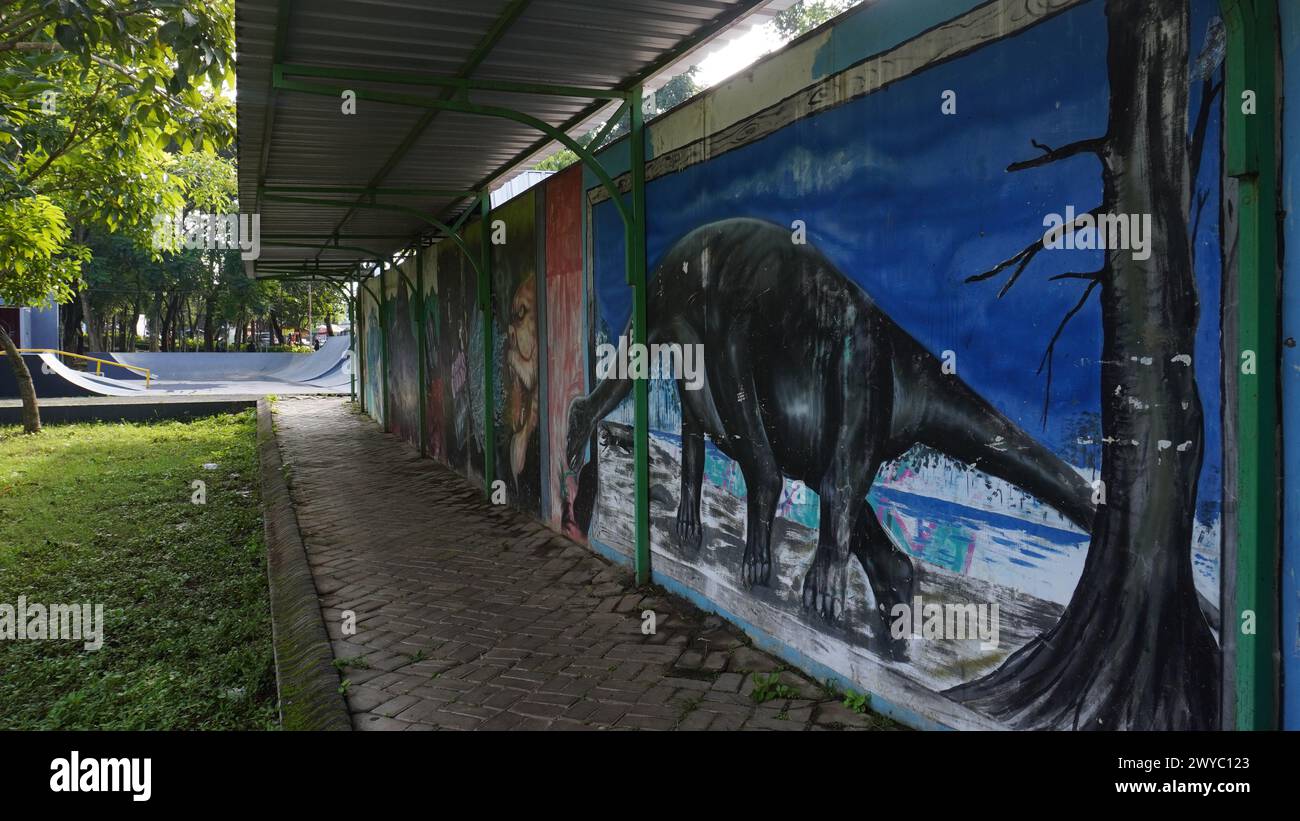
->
[[348, 284, 356, 403], [1223, 0, 1280, 731], [380, 265, 390, 429], [629, 86, 650, 586], [416, 246, 429, 456], [357, 279, 366, 414], [480, 194, 495, 496]]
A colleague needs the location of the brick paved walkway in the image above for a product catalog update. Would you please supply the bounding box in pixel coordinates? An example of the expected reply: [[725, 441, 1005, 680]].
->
[[273, 397, 890, 730]]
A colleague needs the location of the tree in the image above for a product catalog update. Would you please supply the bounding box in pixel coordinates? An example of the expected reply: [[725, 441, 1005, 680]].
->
[[534, 68, 702, 173], [948, 0, 1220, 730], [771, 0, 862, 41], [0, 1, 235, 431]]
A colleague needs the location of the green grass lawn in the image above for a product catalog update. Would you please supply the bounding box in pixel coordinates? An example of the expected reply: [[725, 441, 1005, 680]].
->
[[0, 410, 278, 730]]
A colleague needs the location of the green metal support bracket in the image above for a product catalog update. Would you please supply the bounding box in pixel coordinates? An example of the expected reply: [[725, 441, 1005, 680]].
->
[[357, 275, 369, 414], [262, 185, 479, 198], [320, 277, 358, 405], [347, 281, 356, 403], [264, 241, 389, 259], [396, 256, 418, 301], [261, 233, 417, 241], [256, 273, 357, 279], [380, 265, 390, 430], [586, 98, 630, 153], [270, 77, 635, 230], [1221, 0, 1280, 731], [360, 277, 381, 300], [629, 86, 650, 585], [301, 0, 533, 287], [261, 193, 485, 278]]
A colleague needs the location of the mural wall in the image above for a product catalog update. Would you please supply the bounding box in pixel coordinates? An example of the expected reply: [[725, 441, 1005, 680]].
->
[[361, 0, 1238, 730], [428, 222, 485, 486], [491, 192, 543, 514], [1281, 0, 1300, 731], [385, 260, 420, 450], [360, 283, 383, 426], [544, 166, 589, 539], [571, 0, 1229, 730], [421, 247, 445, 462]]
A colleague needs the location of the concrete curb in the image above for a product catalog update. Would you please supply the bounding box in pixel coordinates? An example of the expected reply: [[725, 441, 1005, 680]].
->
[[257, 399, 352, 731], [0, 396, 257, 426]]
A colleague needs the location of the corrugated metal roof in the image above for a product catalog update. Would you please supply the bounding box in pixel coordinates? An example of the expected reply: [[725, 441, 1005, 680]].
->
[[236, 0, 775, 278]]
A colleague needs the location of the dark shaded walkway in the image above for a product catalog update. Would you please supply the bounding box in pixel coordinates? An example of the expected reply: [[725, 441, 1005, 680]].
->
[[271, 398, 889, 730]]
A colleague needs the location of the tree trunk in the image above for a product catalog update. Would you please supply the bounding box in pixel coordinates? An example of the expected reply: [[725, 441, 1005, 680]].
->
[[0, 323, 40, 433], [149, 293, 163, 351], [202, 291, 217, 351], [949, 0, 1218, 730], [269, 310, 285, 346], [80, 290, 103, 353], [162, 292, 180, 352], [62, 293, 83, 353]]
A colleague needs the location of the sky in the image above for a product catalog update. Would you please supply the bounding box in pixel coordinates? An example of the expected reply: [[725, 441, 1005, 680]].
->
[[694, 21, 786, 88]]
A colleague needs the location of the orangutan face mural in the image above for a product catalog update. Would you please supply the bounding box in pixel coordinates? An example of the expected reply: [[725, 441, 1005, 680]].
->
[[505, 271, 538, 481]]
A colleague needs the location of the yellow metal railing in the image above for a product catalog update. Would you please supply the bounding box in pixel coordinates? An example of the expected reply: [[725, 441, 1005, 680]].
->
[[6, 348, 151, 387]]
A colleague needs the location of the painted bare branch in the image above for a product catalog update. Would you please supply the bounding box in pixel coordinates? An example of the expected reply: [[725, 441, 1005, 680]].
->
[[964, 206, 1102, 298], [1006, 137, 1105, 172]]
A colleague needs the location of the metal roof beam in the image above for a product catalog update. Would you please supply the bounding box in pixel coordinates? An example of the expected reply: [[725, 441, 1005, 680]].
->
[[254, 0, 294, 213], [317, 0, 533, 256], [261, 233, 418, 241], [275, 63, 628, 101], [262, 186, 478, 198], [271, 80, 633, 229], [262, 192, 484, 277], [443, 0, 771, 221]]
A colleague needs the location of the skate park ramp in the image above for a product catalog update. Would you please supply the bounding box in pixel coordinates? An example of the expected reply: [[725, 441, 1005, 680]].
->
[[2, 336, 353, 398], [95, 335, 353, 394], [1, 351, 150, 398]]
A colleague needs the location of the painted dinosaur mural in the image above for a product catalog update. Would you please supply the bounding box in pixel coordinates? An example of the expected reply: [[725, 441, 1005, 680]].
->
[[572, 0, 1226, 730], [566, 217, 1097, 661]]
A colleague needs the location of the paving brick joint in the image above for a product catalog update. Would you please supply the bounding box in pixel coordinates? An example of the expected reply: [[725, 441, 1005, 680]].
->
[[272, 397, 896, 731]]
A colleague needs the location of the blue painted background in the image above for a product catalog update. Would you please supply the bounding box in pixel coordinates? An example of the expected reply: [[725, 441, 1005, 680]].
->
[[1280, 0, 1299, 731], [590, 0, 1224, 596]]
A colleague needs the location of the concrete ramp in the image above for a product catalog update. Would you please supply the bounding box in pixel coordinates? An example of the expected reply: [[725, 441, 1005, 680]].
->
[[95, 336, 351, 383], [1, 353, 145, 398], [38, 353, 150, 396], [3, 338, 353, 398]]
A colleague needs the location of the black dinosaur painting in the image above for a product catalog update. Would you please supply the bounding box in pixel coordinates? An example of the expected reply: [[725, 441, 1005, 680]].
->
[[565, 218, 1097, 659]]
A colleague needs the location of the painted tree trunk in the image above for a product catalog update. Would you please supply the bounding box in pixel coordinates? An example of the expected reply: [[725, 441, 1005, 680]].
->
[[950, 0, 1219, 729], [0, 323, 40, 434]]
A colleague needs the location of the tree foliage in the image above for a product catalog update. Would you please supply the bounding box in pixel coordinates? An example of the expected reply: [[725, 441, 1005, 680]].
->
[[772, 0, 862, 41], [0, 0, 235, 308], [534, 68, 703, 173]]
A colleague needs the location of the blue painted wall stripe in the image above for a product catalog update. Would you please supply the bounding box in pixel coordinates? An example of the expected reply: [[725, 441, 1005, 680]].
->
[[1279, 0, 1299, 731]]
